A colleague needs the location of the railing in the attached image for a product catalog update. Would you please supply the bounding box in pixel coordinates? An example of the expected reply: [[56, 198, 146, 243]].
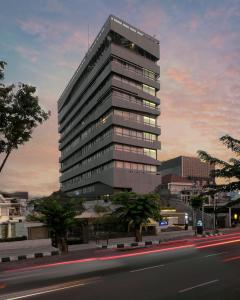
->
[[114, 132, 159, 143], [113, 113, 161, 129], [112, 59, 160, 82], [114, 148, 157, 159], [113, 92, 160, 111], [110, 15, 159, 44]]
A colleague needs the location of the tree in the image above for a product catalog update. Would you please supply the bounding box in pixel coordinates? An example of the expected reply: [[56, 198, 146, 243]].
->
[[0, 61, 50, 174], [197, 135, 240, 192], [94, 204, 110, 214], [29, 191, 85, 254], [111, 192, 161, 242], [190, 195, 208, 234], [190, 195, 206, 210], [0, 61, 6, 80]]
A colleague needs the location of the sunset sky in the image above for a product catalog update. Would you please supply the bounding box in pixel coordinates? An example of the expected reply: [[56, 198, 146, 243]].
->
[[0, 0, 240, 197]]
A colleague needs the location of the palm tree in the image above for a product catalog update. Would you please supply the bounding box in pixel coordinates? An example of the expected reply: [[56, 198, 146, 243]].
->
[[29, 191, 85, 254], [111, 192, 161, 242]]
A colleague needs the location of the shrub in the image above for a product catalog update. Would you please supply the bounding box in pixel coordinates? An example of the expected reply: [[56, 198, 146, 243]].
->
[[0, 236, 27, 242]]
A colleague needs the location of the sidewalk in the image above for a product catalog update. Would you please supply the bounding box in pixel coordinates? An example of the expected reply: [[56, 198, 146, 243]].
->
[[1, 228, 239, 270], [1, 228, 239, 263], [0, 230, 194, 261]]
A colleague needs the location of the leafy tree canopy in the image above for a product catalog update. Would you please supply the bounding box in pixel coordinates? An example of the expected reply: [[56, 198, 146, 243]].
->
[[0, 61, 50, 173], [190, 195, 208, 209], [31, 191, 85, 234], [198, 135, 240, 192], [29, 191, 85, 253], [0, 61, 6, 81], [111, 192, 161, 241]]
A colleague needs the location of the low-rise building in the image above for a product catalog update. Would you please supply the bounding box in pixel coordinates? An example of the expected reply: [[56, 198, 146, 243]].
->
[[0, 194, 27, 239], [159, 156, 215, 187]]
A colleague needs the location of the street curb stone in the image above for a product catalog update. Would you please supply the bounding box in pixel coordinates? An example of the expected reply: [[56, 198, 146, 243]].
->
[[0, 250, 60, 263]]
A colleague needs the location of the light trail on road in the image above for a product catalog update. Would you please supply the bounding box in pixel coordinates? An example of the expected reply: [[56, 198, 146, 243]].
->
[[3, 232, 240, 275]]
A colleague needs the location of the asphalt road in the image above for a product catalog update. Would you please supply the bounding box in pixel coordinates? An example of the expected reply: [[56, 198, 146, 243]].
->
[[0, 233, 240, 300]]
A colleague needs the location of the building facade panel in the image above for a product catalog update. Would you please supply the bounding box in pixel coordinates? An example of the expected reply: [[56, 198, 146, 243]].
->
[[59, 63, 112, 132], [159, 156, 215, 187], [111, 43, 160, 75], [113, 169, 160, 194], [58, 15, 161, 198], [59, 80, 112, 140], [112, 93, 160, 116], [111, 60, 160, 90]]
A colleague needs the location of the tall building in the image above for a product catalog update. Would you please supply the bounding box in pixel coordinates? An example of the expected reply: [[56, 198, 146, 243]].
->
[[58, 15, 161, 198], [159, 156, 215, 187]]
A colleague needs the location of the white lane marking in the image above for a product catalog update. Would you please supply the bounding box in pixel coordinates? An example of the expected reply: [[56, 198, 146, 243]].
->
[[130, 264, 165, 273], [178, 279, 219, 293], [204, 252, 227, 258], [3, 283, 86, 300]]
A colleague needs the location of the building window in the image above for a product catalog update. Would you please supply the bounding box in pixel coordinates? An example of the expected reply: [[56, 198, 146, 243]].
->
[[144, 148, 157, 159], [143, 132, 157, 141], [143, 116, 156, 126], [143, 68, 156, 80], [113, 75, 156, 96], [143, 84, 156, 96], [116, 161, 124, 168], [125, 162, 131, 169], [114, 161, 157, 174], [114, 109, 156, 127], [143, 100, 156, 108], [114, 127, 157, 142]]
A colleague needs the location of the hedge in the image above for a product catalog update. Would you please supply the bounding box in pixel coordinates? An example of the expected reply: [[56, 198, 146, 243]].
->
[[0, 236, 27, 242]]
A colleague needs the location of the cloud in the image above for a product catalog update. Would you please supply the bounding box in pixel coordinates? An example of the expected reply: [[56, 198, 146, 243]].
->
[[209, 35, 225, 48], [205, 2, 240, 19], [134, 5, 166, 35], [188, 16, 199, 30], [58, 30, 88, 55], [17, 17, 89, 66], [165, 68, 207, 95], [15, 46, 39, 63], [46, 0, 64, 13], [226, 65, 240, 78], [18, 18, 67, 40], [209, 32, 239, 49]]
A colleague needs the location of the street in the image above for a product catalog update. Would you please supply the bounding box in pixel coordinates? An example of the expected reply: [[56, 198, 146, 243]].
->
[[0, 233, 240, 299]]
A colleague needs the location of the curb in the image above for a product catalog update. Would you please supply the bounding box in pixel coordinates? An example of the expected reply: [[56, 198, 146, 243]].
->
[[0, 250, 59, 263], [201, 232, 223, 237], [96, 238, 190, 249], [97, 240, 159, 249]]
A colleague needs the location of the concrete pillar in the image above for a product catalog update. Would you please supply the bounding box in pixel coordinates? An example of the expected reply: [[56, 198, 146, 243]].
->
[[228, 207, 232, 228], [7, 222, 12, 238], [202, 205, 204, 231], [155, 225, 161, 234]]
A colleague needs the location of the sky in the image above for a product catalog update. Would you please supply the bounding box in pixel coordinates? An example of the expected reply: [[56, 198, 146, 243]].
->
[[0, 0, 240, 197]]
